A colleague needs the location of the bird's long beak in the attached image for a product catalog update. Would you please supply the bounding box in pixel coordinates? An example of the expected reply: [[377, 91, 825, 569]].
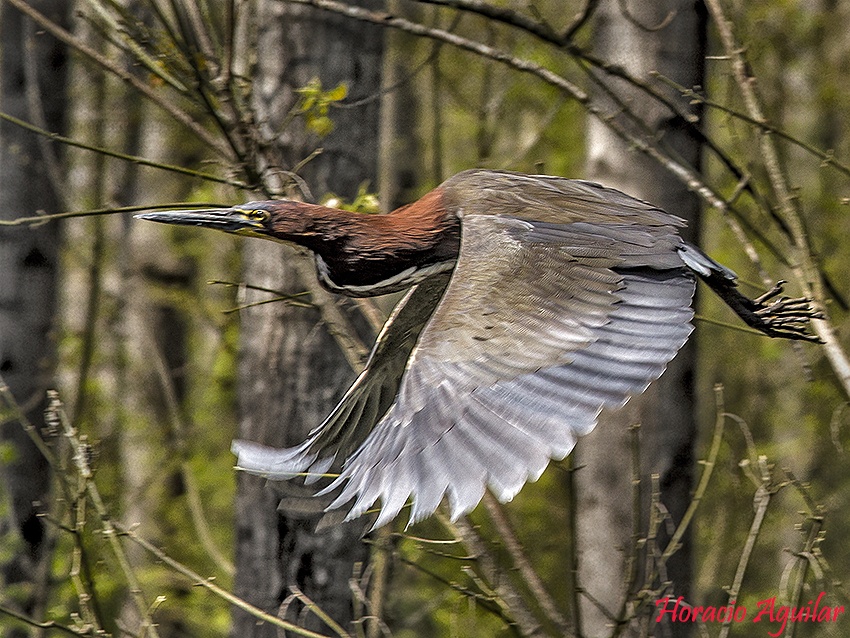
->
[[135, 208, 265, 233]]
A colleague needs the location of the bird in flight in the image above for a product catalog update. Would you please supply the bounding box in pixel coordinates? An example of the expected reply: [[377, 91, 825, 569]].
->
[[138, 169, 819, 528]]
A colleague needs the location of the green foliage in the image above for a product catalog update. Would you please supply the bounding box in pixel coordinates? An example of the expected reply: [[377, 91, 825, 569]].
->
[[0, 441, 17, 464], [296, 79, 349, 138], [322, 182, 381, 213]]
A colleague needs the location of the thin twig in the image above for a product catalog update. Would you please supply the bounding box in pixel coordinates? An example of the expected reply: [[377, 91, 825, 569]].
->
[[21, 22, 67, 201], [643, 474, 662, 600], [564, 456, 582, 637], [705, 0, 850, 398], [419, 0, 754, 202], [655, 74, 850, 181], [80, 0, 189, 91], [285, 0, 589, 102], [660, 385, 727, 564], [0, 380, 58, 468], [611, 423, 643, 638], [365, 527, 391, 638], [436, 510, 544, 637], [70, 214, 104, 425], [145, 327, 236, 576], [718, 457, 772, 638], [0, 603, 81, 637], [293, 257, 371, 370], [47, 391, 162, 638], [781, 516, 824, 638], [0, 378, 101, 629], [483, 493, 574, 636], [0, 110, 246, 189], [390, 551, 506, 617], [289, 585, 353, 638], [4, 0, 232, 157], [692, 314, 772, 337], [68, 469, 105, 633], [413, 0, 561, 42], [0, 203, 225, 227], [114, 523, 336, 638]]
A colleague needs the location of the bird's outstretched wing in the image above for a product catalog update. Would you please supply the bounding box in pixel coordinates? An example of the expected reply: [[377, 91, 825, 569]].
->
[[235, 207, 695, 528], [321, 214, 695, 527], [232, 272, 451, 482]]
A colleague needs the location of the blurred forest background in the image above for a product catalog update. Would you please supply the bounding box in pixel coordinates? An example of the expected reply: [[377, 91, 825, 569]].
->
[[1, 0, 849, 637]]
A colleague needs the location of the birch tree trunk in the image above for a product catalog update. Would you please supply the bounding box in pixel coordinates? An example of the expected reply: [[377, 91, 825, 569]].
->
[[232, 2, 383, 635], [576, 2, 706, 636]]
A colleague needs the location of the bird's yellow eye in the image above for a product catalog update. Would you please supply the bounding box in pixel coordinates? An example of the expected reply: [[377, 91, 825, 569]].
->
[[246, 209, 269, 222]]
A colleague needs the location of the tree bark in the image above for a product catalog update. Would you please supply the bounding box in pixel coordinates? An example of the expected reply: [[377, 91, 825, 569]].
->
[[576, 2, 705, 636], [232, 2, 383, 636], [0, 3, 67, 636]]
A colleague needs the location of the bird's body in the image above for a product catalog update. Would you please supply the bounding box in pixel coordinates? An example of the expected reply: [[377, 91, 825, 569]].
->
[[138, 169, 817, 528]]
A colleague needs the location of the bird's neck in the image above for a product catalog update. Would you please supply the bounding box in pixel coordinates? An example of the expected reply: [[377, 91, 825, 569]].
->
[[292, 188, 461, 296]]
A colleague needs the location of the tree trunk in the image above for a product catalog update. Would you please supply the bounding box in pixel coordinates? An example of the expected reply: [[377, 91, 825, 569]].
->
[[0, 2, 67, 635], [232, 2, 383, 636], [379, 0, 425, 211], [576, 1, 705, 636]]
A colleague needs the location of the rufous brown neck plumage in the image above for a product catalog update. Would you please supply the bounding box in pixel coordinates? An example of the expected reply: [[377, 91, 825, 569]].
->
[[138, 187, 461, 296]]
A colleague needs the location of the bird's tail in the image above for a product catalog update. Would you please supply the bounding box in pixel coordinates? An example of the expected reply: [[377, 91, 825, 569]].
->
[[677, 242, 737, 281]]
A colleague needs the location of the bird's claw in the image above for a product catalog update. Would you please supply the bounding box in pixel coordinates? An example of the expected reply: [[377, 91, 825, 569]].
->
[[752, 280, 786, 305], [746, 281, 823, 342]]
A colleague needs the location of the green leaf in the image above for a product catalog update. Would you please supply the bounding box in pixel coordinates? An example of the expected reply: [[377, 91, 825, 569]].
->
[[307, 115, 334, 137], [325, 82, 348, 102]]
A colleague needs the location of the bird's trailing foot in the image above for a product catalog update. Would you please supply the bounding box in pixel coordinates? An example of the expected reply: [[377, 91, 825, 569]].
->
[[700, 270, 822, 342], [739, 280, 823, 342]]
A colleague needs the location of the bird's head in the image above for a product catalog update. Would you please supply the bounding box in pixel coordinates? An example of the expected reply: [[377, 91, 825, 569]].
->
[[135, 201, 315, 243]]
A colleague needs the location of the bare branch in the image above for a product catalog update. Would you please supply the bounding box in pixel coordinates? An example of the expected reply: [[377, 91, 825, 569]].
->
[[436, 511, 545, 636], [115, 523, 337, 638], [483, 493, 574, 636], [46, 391, 163, 638], [287, 585, 353, 638], [718, 459, 772, 638], [705, 0, 850, 397], [0, 603, 81, 637], [293, 257, 371, 369], [0, 110, 247, 189], [285, 0, 589, 101], [654, 74, 850, 182], [0, 203, 225, 227], [4, 0, 233, 157], [144, 327, 236, 576], [661, 385, 727, 564]]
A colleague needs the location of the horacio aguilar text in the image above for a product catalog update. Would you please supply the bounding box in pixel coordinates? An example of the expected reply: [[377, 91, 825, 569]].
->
[[655, 593, 845, 636]]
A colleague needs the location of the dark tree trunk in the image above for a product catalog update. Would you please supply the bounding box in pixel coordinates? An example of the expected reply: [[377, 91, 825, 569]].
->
[[379, 0, 425, 211], [576, 1, 706, 636], [232, 2, 384, 636], [0, 1, 67, 635]]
